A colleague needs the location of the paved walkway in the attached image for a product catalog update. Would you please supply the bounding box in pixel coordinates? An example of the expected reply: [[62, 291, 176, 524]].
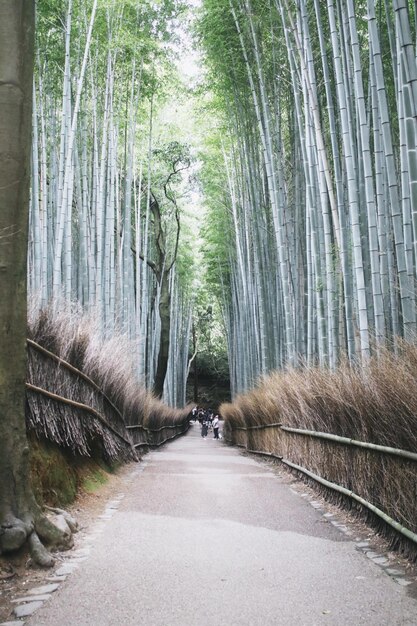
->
[[27, 425, 417, 626]]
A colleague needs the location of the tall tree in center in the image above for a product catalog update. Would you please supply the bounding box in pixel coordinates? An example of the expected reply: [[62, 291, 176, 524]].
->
[[144, 141, 191, 397]]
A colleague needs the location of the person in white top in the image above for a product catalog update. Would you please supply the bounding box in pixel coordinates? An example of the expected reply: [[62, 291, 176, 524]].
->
[[212, 415, 220, 439]]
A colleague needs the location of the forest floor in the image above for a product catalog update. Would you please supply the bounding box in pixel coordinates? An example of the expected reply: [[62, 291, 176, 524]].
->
[[0, 462, 134, 623]]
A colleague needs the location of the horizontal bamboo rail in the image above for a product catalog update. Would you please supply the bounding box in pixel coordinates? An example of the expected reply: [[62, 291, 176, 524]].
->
[[246, 448, 283, 460], [229, 422, 417, 547], [127, 423, 184, 433], [26, 383, 134, 449], [134, 427, 188, 449], [233, 422, 282, 431], [280, 426, 417, 461]]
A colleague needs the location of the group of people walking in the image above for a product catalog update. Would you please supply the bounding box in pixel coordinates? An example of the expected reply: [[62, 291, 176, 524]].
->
[[191, 406, 222, 439]]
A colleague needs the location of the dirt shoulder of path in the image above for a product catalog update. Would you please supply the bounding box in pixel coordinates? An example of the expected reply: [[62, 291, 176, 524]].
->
[[0, 461, 138, 623]]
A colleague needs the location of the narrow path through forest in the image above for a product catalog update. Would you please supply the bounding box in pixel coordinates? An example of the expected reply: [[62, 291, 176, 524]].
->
[[27, 428, 417, 626]]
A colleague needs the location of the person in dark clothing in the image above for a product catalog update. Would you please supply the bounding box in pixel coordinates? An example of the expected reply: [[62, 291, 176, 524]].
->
[[201, 414, 208, 438]]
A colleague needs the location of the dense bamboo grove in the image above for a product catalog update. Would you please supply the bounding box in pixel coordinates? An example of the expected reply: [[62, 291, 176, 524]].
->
[[28, 0, 194, 405], [28, 0, 417, 399], [199, 0, 417, 395]]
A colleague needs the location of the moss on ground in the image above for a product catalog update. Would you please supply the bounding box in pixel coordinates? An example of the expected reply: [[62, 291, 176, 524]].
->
[[30, 436, 78, 506], [80, 466, 109, 493], [29, 435, 116, 507]]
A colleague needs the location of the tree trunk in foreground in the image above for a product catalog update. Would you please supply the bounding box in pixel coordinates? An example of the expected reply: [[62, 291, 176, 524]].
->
[[0, 0, 73, 566]]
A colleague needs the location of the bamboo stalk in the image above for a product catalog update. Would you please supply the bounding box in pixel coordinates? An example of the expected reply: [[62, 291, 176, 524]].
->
[[53, 0, 98, 298]]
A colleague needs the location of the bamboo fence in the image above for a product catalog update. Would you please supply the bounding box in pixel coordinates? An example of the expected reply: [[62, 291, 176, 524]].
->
[[26, 340, 190, 462]]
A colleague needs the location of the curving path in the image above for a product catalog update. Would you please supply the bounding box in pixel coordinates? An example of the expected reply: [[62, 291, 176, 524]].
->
[[26, 424, 417, 626]]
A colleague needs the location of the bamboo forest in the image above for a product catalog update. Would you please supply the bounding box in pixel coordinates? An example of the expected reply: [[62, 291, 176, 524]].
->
[[27, 0, 417, 397], [4, 0, 417, 592]]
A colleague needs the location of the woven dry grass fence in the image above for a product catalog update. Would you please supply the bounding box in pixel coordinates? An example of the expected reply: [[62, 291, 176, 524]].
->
[[220, 346, 417, 560], [26, 305, 191, 464]]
